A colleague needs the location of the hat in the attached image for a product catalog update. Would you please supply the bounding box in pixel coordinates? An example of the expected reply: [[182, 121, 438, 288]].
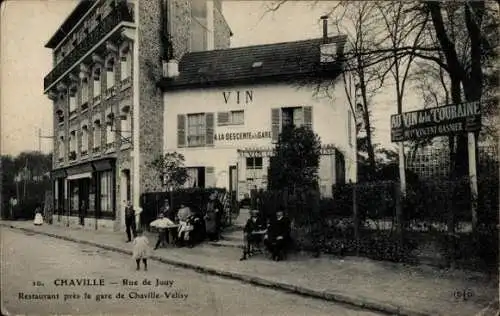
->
[[250, 209, 259, 215]]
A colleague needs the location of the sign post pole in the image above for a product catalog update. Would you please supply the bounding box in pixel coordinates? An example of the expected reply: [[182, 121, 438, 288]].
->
[[467, 132, 478, 231]]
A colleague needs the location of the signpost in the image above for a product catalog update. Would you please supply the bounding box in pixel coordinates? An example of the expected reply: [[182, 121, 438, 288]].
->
[[390, 101, 481, 142], [391, 100, 482, 230]]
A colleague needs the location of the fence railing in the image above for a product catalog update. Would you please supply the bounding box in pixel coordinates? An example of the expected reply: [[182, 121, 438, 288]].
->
[[250, 174, 498, 270]]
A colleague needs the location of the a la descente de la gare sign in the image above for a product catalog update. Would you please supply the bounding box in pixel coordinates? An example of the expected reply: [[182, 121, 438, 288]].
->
[[390, 101, 481, 142]]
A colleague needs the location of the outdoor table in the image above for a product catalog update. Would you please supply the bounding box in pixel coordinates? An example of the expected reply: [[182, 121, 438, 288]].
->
[[154, 225, 179, 248]]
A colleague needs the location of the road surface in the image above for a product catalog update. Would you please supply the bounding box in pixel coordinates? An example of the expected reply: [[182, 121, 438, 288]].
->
[[1, 228, 383, 316]]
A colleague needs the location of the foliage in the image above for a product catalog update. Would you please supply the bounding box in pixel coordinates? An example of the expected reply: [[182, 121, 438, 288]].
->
[[268, 126, 321, 192], [1, 152, 52, 219], [150, 152, 188, 191]]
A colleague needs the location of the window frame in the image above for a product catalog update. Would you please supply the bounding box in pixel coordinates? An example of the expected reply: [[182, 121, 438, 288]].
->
[[186, 113, 207, 147]]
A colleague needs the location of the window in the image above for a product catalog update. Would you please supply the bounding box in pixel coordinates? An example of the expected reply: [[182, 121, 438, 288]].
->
[[177, 113, 214, 147], [218, 110, 244, 126], [120, 106, 132, 141], [282, 107, 304, 128], [190, 0, 207, 52], [246, 157, 263, 169], [120, 46, 131, 81], [271, 106, 312, 142], [69, 86, 77, 113], [93, 68, 101, 98], [56, 109, 64, 123], [93, 120, 101, 151], [187, 113, 206, 147], [106, 113, 115, 145], [81, 77, 89, 105], [99, 170, 113, 216], [58, 136, 65, 160], [69, 130, 76, 159], [246, 157, 263, 182], [81, 125, 89, 155], [106, 58, 115, 89]]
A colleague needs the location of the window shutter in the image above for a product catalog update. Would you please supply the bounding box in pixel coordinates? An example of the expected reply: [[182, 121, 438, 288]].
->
[[217, 112, 229, 126], [205, 112, 214, 146], [303, 106, 313, 130], [271, 108, 281, 142], [205, 167, 215, 188], [177, 114, 186, 147]]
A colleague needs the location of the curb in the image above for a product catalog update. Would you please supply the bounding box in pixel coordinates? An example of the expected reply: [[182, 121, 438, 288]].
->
[[3, 223, 434, 316]]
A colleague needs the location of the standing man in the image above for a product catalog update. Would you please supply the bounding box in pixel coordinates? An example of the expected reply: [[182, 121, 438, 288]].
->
[[207, 193, 223, 241], [125, 200, 137, 242], [79, 201, 87, 226]]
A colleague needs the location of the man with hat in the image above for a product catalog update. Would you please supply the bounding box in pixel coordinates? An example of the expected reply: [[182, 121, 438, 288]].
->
[[265, 209, 291, 261], [240, 209, 266, 260]]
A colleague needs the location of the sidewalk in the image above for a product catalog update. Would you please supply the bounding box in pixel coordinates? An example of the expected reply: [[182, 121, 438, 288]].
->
[[1, 220, 497, 316]]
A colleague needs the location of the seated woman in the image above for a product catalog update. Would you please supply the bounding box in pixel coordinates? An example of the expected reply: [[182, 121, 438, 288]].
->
[[177, 204, 194, 247], [240, 209, 266, 261], [265, 209, 291, 261]]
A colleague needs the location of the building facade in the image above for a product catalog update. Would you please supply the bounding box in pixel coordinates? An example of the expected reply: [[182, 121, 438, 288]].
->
[[45, 0, 231, 231], [159, 36, 357, 200]]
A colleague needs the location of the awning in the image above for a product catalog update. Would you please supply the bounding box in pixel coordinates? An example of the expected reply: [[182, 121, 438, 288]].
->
[[51, 169, 67, 179], [67, 162, 94, 176], [68, 172, 92, 180], [93, 158, 114, 171]]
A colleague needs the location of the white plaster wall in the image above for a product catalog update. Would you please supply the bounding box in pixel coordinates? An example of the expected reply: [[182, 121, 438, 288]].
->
[[163, 79, 357, 195]]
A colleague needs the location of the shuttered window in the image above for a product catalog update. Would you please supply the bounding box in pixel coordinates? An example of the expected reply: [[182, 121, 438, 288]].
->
[[303, 106, 313, 129], [217, 112, 229, 126], [218, 110, 244, 126], [271, 108, 281, 142], [272, 106, 313, 142], [205, 113, 214, 146], [178, 112, 215, 147], [177, 114, 186, 147]]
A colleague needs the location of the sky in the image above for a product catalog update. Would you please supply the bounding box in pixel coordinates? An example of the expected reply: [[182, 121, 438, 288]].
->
[[0, 0, 410, 156]]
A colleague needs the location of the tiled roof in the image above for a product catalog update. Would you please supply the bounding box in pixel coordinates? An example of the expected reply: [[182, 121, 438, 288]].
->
[[158, 35, 347, 90]]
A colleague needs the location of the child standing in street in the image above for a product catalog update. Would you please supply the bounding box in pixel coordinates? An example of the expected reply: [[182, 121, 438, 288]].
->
[[132, 229, 151, 271]]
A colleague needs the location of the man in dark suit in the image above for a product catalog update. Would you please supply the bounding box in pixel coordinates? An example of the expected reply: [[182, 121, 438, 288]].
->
[[124, 200, 136, 242], [265, 210, 291, 261]]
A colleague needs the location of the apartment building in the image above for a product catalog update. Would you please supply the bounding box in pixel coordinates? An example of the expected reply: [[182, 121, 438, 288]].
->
[[45, 0, 231, 231]]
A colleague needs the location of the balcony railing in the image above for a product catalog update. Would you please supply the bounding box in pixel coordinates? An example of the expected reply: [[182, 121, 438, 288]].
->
[[44, 3, 134, 91]]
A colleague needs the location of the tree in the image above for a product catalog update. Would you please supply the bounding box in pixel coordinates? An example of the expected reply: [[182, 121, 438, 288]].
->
[[268, 126, 322, 193], [151, 152, 189, 193], [332, 2, 389, 181]]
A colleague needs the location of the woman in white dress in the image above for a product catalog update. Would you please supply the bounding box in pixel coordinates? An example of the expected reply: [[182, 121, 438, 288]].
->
[[33, 207, 43, 226]]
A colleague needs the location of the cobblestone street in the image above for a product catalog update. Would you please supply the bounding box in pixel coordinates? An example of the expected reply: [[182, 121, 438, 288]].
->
[[1, 228, 382, 316]]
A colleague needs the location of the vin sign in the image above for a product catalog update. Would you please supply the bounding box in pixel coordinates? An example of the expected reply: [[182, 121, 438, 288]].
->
[[390, 101, 481, 142]]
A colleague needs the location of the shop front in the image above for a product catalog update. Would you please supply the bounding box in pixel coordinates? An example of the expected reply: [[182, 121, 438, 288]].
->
[[51, 158, 117, 230]]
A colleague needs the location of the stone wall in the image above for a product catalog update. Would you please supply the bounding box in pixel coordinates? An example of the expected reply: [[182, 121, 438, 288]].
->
[[169, 0, 192, 61], [213, 3, 231, 49], [138, 0, 165, 193]]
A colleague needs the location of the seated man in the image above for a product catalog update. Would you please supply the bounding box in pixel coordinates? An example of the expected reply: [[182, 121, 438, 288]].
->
[[265, 210, 291, 261], [240, 209, 265, 261]]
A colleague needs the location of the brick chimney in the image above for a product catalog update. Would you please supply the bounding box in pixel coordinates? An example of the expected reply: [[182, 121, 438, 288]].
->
[[321, 15, 328, 43]]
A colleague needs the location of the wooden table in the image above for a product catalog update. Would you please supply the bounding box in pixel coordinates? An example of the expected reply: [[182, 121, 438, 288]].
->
[[154, 225, 179, 248]]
